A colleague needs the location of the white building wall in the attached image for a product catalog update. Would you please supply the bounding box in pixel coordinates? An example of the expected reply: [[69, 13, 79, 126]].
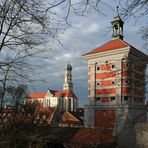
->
[[44, 97, 58, 107], [64, 97, 77, 111], [30, 98, 44, 104]]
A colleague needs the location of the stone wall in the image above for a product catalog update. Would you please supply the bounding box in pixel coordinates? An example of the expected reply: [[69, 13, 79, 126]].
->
[[134, 123, 148, 148]]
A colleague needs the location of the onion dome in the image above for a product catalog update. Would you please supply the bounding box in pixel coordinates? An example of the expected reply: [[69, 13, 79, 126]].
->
[[66, 62, 72, 70]]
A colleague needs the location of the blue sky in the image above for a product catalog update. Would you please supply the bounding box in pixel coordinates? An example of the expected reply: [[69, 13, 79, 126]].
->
[[27, 1, 147, 107]]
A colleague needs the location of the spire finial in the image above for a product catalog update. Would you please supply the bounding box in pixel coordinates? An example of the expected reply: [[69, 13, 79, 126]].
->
[[116, 6, 119, 15]]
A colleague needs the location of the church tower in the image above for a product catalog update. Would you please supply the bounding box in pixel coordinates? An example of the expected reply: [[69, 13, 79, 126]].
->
[[82, 6, 147, 142], [63, 62, 73, 90], [62, 62, 78, 112]]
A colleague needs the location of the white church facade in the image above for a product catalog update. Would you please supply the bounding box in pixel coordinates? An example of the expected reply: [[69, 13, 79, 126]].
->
[[27, 63, 78, 112]]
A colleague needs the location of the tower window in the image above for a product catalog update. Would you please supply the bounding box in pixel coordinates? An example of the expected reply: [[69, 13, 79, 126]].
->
[[124, 96, 128, 101], [110, 97, 115, 101], [105, 61, 108, 65], [111, 64, 115, 69], [124, 63, 129, 69], [88, 90, 90, 95], [125, 79, 129, 85], [96, 66, 100, 71], [96, 82, 101, 87], [111, 81, 115, 86], [96, 97, 101, 101], [114, 24, 118, 30], [134, 98, 138, 102]]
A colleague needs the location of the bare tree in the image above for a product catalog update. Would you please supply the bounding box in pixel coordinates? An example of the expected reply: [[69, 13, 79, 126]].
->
[[0, 0, 147, 107], [0, 1, 147, 147], [0, 0, 111, 109], [0, 84, 44, 147], [119, 0, 148, 45]]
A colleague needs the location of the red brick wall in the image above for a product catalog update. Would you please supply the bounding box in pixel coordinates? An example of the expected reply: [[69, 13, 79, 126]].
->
[[96, 88, 116, 95], [101, 97, 110, 102], [100, 64, 111, 70], [96, 72, 116, 79], [95, 109, 115, 128]]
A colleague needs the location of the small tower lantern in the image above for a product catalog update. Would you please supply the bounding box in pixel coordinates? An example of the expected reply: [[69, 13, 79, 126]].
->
[[111, 6, 124, 40]]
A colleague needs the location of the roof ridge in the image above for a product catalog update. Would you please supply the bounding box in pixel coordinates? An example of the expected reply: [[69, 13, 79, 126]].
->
[[29, 91, 46, 93], [120, 39, 130, 46], [49, 89, 58, 92], [82, 39, 130, 56], [27, 91, 47, 99]]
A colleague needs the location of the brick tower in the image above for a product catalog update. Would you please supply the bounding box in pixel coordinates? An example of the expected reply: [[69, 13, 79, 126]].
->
[[82, 7, 147, 134]]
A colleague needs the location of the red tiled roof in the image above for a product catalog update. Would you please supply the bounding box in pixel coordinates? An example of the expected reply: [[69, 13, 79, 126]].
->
[[82, 39, 129, 56], [37, 103, 55, 113], [61, 111, 80, 123], [27, 89, 76, 100], [66, 128, 116, 145], [27, 92, 46, 99], [53, 90, 77, 98]]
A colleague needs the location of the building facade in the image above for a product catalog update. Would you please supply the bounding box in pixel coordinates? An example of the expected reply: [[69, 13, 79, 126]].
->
[[82, 8, 147, 133], [27, 63, 77, 112]]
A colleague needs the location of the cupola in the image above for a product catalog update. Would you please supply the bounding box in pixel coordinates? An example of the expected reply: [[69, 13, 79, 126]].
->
[[66, 62, 72, 70], [111, 6, 124, 40]]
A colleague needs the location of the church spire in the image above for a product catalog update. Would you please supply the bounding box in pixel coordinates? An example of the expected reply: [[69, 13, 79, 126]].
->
[[63, 62, 73, 90], [111, 6, 124, 40]]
